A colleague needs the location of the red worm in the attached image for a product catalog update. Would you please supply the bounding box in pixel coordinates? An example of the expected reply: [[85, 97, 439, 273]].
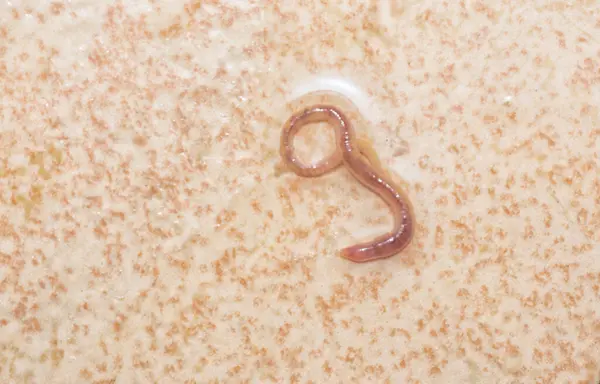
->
[[280, 105, 414, 263]]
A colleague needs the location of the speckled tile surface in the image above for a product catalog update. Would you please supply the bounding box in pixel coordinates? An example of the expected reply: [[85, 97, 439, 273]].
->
[[1, 1, 599, 383]]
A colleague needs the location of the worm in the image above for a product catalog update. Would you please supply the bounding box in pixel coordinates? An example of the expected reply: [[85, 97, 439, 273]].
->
[[280, 105, 414, 263]]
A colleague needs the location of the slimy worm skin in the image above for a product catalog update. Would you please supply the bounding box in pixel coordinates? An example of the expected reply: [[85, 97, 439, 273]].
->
[[280, 105, 414, 263]]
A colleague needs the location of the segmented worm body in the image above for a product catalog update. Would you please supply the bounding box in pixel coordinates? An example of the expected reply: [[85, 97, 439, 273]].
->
[[280, 105, 414, 263]]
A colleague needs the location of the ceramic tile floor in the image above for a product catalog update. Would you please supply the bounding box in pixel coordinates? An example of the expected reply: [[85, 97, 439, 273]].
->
[[0, 1, 599, 383]]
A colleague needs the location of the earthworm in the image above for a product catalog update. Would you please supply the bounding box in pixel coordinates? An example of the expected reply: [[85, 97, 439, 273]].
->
[[279, 106, 345, 177], [280, 105, 414, 263]]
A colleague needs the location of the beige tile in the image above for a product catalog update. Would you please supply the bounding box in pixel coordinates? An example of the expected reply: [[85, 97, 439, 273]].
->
[[0, 1, 599, 383]]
